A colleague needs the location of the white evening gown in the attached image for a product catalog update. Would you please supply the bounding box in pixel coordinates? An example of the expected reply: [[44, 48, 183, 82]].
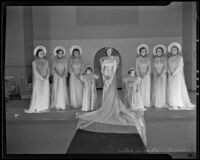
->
[[167, 55, 196, 110], [51, 58, 70, 110], [69, 59, 84, 109], [25, 59, 50, 113], [76, 56, 147, 146], [152, 57, 168, 108], [136, 57, 151, 108]]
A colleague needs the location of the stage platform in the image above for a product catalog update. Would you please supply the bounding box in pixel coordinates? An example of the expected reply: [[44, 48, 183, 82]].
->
[[5, 91, 197, 158]]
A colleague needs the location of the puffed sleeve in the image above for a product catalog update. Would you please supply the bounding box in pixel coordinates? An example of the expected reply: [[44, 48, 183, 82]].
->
[[46, 61, 50, 78], [167, 59, 171, 75], [135, 58, 141, 77], [161, 57, 167, 75], [147, 58, 152, 75], [100, 57, 105, 75], [151, 59, 157, 76]]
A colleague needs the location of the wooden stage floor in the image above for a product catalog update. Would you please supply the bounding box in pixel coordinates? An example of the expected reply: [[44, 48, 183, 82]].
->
[[5, 91, 197, 158]]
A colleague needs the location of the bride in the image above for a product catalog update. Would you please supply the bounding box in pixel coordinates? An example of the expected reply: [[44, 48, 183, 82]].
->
[[76, 47, 147, 145]]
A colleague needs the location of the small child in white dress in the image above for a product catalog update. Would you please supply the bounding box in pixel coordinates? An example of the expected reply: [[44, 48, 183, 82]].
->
[[123, 68, 145, 111], [80, 66, 99, 112]]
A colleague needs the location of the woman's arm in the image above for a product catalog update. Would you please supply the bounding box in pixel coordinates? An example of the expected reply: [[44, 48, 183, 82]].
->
[[146, 59, 152, 76], [80, 75, 85, 82], [64, 60, 69, 77], [173, 56, 183, 76], [80, 60, 85, 75], [45, 62, 50, 79], [68, 59, 73, 74], [152, 59, 158, 77], [167, 59, 172, 75], [116, 56, 120, 68], [143, 59, 151, 77], [136, 58, 141, 78], [32, 61, 44, 80], [161, 58, 167, 77], [100, 58, 105, 75], [51, 61, 56, 76]]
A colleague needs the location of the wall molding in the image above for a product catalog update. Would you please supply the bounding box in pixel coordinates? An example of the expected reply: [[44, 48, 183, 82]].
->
[[5, 65, 32, 68]]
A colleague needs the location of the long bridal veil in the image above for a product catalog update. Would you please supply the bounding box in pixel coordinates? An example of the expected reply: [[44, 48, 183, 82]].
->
[[76, 56, 147, 146]]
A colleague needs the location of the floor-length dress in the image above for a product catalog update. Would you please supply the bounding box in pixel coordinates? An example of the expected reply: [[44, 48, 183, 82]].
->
[[25, 59, 50, 113], [167, 55, 195, 110], [80, 74, 99, 111], [123, 76, 145, 111], [51, 58, 70, 110], [76, 56, 147, 146], [152, 56, 168, 108], [69, 59, 84, 108], [136, 56, 151, 108]]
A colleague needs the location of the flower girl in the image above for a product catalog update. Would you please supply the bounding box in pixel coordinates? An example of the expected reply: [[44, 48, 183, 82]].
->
[[123, 68, 145, 111], [80, 66, 99, 111]]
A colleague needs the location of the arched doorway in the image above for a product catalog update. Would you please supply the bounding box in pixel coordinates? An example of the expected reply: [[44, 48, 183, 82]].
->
[[94, 47, 122, 89]]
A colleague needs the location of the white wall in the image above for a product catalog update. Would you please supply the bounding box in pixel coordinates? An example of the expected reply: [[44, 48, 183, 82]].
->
[[32, 3, 182, 40], [5, 6, 26, 77]]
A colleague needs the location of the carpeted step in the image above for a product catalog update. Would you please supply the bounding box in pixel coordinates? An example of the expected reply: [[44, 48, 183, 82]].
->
[[67, 129, 147, 154]]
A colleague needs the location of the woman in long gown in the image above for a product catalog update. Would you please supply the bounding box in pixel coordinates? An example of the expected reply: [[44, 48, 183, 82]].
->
[[123, 68, 145, 111], [167, 42, 196, 110], [80, 66, 99, 112], [76, 47, 147, 146], [68, 45, 85, 109], [51, 46, 70, 110], [136, 44, 151, 108], [24, 46, 50, 113], [151, 44, 168, 109]]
